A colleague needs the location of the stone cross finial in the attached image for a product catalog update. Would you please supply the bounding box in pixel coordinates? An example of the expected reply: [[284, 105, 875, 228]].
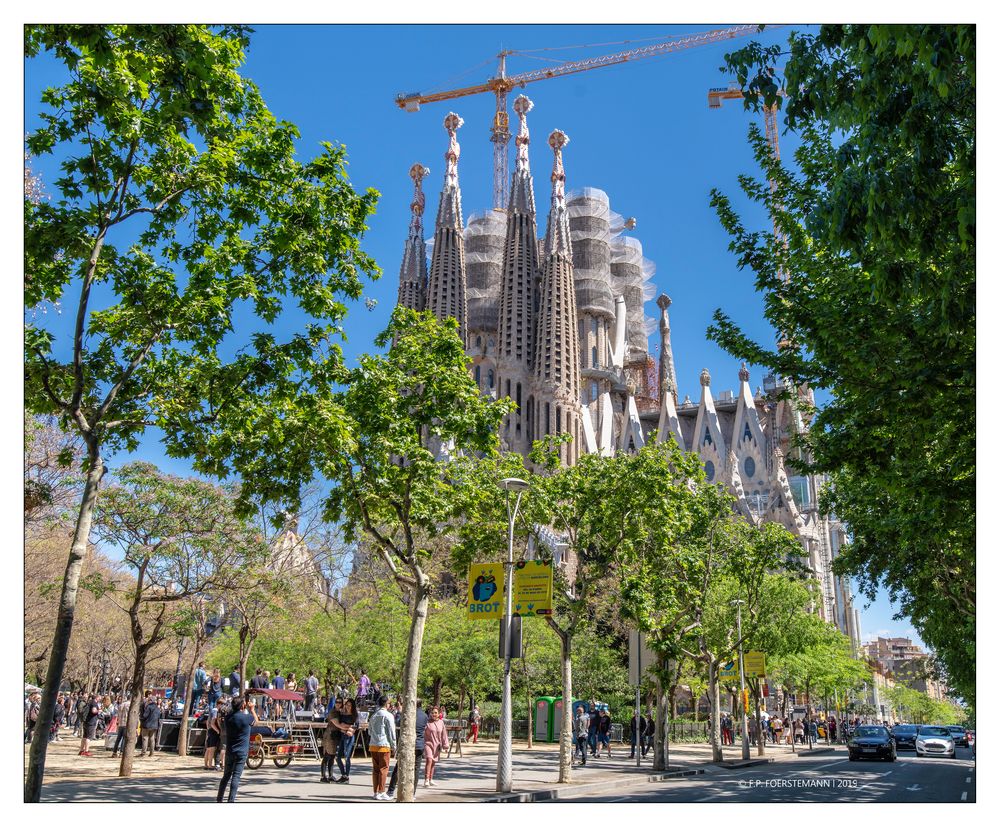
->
[[739, 362, 750, 383], [514, 95, 533, 172], [548, 130, 569, 203], [700, 368, 712, 387], [443, 113, 464, 186]]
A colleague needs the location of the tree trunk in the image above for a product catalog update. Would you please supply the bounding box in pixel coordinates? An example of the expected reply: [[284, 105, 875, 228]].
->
[[525, 676, 533, 749], [653, 655, 669, 771], [754, 683, 765, 756], [177, 639, 205, 757], [668, 684, 677, 720], [24, 445, 103, 803], [119, 657, 147, 777], [431, 676, 442, 709], [394, 570, 430, 803], [556, 627, 573, 783], [707, 658, 723, 762]]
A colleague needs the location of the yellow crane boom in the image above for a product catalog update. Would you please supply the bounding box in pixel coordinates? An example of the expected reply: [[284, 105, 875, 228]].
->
[[397, 25, 781, 209]]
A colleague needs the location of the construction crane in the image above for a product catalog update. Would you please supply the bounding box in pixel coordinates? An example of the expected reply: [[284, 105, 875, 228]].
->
[[708, 81, 788, 280], [396, 25, 781, 210]]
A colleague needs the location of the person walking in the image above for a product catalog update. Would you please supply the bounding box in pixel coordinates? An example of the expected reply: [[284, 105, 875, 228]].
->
[[629, 709, 642, 758], [74, 693, 89, 737], [367, 694, 396, 801], [192, 662, 208, 711], [468, 704, 481, 744], [77, 693, 100, 756], [110, 696, 131, 758], [642, 710, 655, 757], [422, 705, 449, 787], [573, 705, 590, 766], [387, 699, 427, 798], [217, 697, 253, 802], [50, 694, 65, 742], [335, 698, 359, 784], [138, 690, 162, 757], [597, 707, 613, 758], [204, 697, 225, 770], [320, 698, 343, 783], [227, 667, 241, 698], [587, 701, 599, 756]]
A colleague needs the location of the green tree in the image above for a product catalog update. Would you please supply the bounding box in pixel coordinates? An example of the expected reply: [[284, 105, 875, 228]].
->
[[710, 25, 975, 702], [23, 24, 378, 800], [92, 462, 268, 776]]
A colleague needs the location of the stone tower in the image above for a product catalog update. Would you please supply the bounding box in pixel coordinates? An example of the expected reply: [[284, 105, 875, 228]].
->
[[532, 130, 581, 467], [396, 163, 430, 312], [496, 95, 541, 455], [426, 113, 468, 340]]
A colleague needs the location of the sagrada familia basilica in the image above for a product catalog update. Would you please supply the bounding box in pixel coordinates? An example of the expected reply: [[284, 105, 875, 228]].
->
[[394, 97, 861, 650]]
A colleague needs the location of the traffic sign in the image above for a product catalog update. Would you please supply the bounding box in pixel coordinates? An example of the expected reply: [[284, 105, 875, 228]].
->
[[467, 562, 505, 620], [512, 560, 553, 616]]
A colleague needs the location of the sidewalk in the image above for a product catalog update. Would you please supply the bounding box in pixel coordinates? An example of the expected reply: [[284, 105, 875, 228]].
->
[[28, 732, 845, 803]]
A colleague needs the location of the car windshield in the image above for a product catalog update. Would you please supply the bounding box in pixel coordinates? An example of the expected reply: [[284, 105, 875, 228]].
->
[[947, 726, 965, 732], [854, 726, 888, 738], [893, 725, 917, 733], [918, 726, 950, 736]]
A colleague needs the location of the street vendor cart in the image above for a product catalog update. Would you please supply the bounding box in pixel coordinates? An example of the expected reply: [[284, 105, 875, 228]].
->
[[244, 688, 318, 769]]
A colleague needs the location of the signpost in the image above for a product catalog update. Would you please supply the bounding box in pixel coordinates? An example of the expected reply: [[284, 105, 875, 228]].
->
[[467, 563, 505, 620], [743, 651, 766, 679], [719, 660, 740, 682]]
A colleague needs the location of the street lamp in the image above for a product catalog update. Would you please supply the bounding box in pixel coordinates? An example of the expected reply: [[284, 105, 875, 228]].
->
[[731, 598, 751, 760], [497, 477, 529, 793]]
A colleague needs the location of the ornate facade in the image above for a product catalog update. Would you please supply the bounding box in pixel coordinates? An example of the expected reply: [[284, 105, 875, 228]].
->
[[393, 103, 859, 638]]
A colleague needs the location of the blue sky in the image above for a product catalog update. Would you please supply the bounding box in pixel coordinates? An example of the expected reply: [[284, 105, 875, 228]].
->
[[22, 22, 926, 648]]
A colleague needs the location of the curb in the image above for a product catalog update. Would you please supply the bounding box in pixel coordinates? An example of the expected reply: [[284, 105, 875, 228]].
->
[[719, 758, 774, 769], [795, 747, 836, 757], [481, 767, 706, 803]]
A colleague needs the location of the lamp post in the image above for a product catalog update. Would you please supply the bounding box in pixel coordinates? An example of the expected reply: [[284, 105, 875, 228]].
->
[[497, 477, 529, 793], [732, 598, 751, 760]]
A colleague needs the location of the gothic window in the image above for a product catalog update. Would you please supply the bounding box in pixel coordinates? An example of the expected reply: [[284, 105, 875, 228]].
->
[[475, 365, 481, 385], [476, 335, 482, 349], [544, 403, 551, 436], [516, 383, 522, 411], [505, 379, 511, 399], [703, 427, 713, 446], [704, 460, 715, 482], [488, 337, 495, 351], [592, 346, 598, 367], [590, 380, 599, 403], [592, 318, 598, 337], [743, 421, 754, 444], [744, 457, 756, 479], [487, 369, 495, 389]]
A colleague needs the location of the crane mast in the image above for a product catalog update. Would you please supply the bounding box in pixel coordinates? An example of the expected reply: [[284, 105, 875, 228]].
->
[[397, 25, 780, 210]]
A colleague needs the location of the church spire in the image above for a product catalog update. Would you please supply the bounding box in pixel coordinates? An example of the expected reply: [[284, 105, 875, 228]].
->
[[427, 113, 468, 339], [397, 163, 429, 312], [496, 96, 541, 457], [533, 130, 580, 465], [657, 293, 678, 405]]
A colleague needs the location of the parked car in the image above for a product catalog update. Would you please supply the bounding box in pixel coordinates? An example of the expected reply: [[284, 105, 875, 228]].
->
[[945, 726, 969, 747], [848, 725, 897, 762], [915, 725, 956, 758], [891, 723, 919, 750]]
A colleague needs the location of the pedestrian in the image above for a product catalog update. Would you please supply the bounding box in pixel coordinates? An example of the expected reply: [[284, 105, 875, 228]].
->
[[228, 666, 241, 698], [320, 698, 343, 782], [573, 705, 590, 766], [251, 669, 268, 690], [642, 710, 655, 757], [367, 694, 396, 801], [422, 705, 450, 787], [78, 692, 101, 756], [204, 697, 224, 770], [357, 669, 371, 702], [468, 704, 481, 744], [597, 707, 613, 758], [24, 693, 40, 743], [387, 698, 427, 798], [192, 662, 208, 711], [629, 709, 642, 758], [587, 701, 599, 756], [74, 693, 89, 737], [287, 672, 298, 692], [217, 696, 253, 802], [335, 698, 359, 784], [272, 670, 285, 690], [111, 695, 132, 758], [304, 670, 319, 712], [51, 694, 65, 742], [138, 690, 162, 757]]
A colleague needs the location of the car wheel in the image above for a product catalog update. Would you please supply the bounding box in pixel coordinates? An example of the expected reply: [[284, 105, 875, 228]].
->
[[849, 754, 857, 761]]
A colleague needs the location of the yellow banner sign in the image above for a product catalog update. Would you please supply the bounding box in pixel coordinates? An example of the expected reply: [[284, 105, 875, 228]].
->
[[513, 560, 553, 616], [467, 563, 505, 620], [744, 651, 766, 678], [719, 660, 739, 682]]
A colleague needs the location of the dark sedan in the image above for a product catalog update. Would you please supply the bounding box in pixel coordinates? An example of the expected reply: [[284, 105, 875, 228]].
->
[[891, 723, 919, 750], [946, 726, 969, 747], [848, 725, 897, 761]]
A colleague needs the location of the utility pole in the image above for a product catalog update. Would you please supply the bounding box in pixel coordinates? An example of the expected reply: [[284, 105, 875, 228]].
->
[[732, 599, 750, 760]]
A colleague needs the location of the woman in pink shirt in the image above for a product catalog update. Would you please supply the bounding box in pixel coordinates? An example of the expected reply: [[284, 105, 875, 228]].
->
[[422, 706, 450, 786]]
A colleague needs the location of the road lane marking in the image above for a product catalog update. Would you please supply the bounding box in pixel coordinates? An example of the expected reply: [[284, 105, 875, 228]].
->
[[961, 791, 968, 801]]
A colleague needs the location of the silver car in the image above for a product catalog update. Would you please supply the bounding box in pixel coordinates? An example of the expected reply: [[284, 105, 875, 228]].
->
[[915, 725, 956, 758]]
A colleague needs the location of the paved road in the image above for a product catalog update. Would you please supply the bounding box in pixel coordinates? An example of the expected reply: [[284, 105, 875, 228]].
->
[[545, 746, 976, 803]]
